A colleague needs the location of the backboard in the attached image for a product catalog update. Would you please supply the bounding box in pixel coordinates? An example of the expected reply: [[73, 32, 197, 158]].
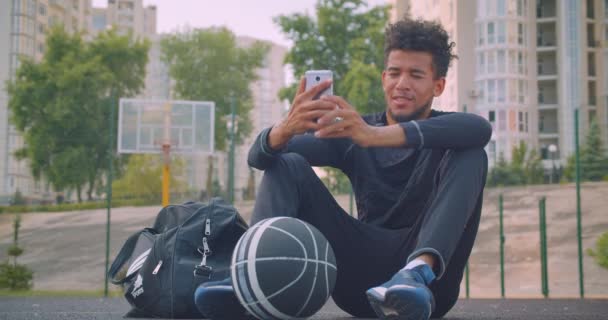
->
[[118, 99, 215, 154]]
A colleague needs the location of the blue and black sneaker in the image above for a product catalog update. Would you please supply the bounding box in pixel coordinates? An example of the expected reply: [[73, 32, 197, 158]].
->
[[194, 277, 254, 320], [366, 264, 436, 320]]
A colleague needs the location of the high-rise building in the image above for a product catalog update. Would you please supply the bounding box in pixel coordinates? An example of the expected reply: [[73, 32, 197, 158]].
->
[[0, 0, 92, 203], [391, 0, 608, 170], [226, 37, 287, 201], [91, 0, 156, 38]]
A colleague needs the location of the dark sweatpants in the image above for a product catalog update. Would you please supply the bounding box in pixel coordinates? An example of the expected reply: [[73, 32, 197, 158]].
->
[[251, 148, 487, 318]]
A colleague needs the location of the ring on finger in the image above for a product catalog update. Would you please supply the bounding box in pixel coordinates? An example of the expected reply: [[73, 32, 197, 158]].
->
[[333, 116, 344, 123]]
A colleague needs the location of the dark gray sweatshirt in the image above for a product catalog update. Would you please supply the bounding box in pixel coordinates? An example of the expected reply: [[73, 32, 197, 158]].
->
[[247, 110, 492, 229]]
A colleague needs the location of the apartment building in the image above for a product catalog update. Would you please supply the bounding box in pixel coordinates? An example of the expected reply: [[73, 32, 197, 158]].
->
[[0, 0, 92, 203], [91, 0, 155, 37], [391, 0, 608, 168]]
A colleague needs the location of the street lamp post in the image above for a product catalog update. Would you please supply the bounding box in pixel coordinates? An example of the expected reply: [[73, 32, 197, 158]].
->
[[548, 144, 557, 184]]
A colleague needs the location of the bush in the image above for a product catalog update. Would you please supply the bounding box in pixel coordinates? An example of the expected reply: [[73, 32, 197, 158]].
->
[[0, 263, 33, 290], [588, 231, 608, 270]]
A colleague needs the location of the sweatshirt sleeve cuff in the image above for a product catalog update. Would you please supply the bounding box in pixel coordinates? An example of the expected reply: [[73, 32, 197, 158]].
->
[[400, 121, 424, 149], [260, 127, 284, 156]]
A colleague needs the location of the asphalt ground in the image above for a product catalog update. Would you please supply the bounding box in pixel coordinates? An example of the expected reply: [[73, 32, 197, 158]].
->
[[0, 297, 607, 320]]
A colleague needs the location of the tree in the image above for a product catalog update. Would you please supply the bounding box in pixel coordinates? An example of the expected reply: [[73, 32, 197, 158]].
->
[[563, 121, 608, 182], [161, 27, 268, 152], [274, 0, 389, 113], [274, 0, 390, 193], [0, 215, 33, 290], [487, 141, 544, 187], [7, 26, 149, 202], [112, 154, 188, 201], [588, 231, 608, 270]]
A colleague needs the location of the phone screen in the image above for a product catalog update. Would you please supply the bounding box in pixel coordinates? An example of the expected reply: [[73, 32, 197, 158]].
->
[[305, 70, 333, 99]]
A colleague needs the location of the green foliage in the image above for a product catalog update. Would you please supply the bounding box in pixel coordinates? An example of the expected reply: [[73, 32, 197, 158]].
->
[[161, 27, 268, 152], [0, 214, 33, 291], [587, 231, 608, 270], [0, 264, 33, 290], [11, 190, 26, 206], [563, 121, 608, 182], [274, 0, 390, 114], [487, 141, 544, 187], [7, 26, 149, 202], [321, 168, 352, 194], [112, 154, 188, 200]]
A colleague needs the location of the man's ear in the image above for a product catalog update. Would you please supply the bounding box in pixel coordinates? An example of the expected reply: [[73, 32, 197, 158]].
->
[[433, 77, 446, 97]]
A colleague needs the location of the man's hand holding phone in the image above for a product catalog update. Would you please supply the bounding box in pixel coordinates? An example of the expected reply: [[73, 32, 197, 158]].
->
[[267, 74, 336, 150]]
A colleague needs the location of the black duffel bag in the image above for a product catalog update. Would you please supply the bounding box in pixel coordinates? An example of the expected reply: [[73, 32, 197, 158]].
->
[[108, 198, 248, 318]]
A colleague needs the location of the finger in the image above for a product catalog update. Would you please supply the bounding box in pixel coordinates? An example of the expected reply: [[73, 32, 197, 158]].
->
[[321, 95, 354, 110], [315, 119, 350, 137], [297, 99, 338, 113], [301, 79, 333, 101], [296, 77, 306, 95]]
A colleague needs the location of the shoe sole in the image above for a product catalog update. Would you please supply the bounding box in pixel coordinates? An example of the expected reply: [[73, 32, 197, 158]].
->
[[366, 286, 431, 320]]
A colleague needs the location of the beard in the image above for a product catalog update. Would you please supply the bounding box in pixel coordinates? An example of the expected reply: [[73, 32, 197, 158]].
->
[[388, 100, 433, 123]]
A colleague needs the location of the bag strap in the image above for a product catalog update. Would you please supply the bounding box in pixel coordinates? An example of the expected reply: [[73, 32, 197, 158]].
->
[[108, 228, 154, 285]]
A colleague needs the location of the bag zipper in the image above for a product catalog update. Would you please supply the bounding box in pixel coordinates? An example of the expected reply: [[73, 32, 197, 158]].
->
[[194, 218, 213, 277], [152, 260, 163, 275]]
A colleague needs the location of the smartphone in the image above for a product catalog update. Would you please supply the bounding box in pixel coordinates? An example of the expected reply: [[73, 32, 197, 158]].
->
[[305, 70, 333, 99]]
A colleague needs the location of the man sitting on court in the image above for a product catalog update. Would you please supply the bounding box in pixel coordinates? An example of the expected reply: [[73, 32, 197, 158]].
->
[[196, 17, 491, 320]]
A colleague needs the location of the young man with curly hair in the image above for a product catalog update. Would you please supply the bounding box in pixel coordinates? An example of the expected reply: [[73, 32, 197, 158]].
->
[[196, 17, 491, 320]]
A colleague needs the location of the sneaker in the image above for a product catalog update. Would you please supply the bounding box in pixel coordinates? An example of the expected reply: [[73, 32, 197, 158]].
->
[[366, 264, 436, 320], [194, 277, 254, 320]]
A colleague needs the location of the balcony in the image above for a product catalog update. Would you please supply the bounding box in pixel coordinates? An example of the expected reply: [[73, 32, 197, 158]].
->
[[538, 109, 558, 135], [538, 80, 558, 105], [537, 51, 557, 76], [536, 0, 556, 19], [537, 22, 557, 47]]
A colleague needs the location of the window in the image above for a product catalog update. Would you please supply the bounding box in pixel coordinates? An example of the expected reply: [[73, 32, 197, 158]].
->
[[488, 51, 496, 73], [38, 42, 44, 53], [517, 0, 524, 16], [509, 79, 517, 102], [518, 52, 524, 74], [498, 21, 506, 43], [518, 112, 525, 132], [497, 79, 506, 102], [498, 110, 506, 131], [478, 52, 485, 74], [509, 50, 517, 73], [497, 50, 506, 73], [497, 0, 506, 16], [519, 80, 525, 103], [478, 24, 485, 45], [488, 22, 495, 44], [39, 3, 46, 15], [489, 110, 496, 122], [525, 112, 529, 132], [488, 79, 496, 103], [518, 23, 525, 45], [589, 81, 597, 105], [38, 23, 44, 33]]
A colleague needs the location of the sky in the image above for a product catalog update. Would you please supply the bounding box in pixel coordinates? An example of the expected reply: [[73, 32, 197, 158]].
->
[[92, 0, 390, 48]]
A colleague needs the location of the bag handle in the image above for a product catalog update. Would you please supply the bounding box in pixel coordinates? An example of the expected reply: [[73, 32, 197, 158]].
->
[[108, 228, 155, 285]]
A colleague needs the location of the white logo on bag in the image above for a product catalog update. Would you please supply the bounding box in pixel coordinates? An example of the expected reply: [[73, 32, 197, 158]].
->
[[131, 274, 144, 298]]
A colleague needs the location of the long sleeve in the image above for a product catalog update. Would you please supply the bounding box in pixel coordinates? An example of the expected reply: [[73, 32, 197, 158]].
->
[[399, 111, 492, 150], [247, 127, 350, 171]]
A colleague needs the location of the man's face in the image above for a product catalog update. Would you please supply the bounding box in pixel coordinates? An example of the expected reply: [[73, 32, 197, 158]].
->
[[382, 50, 446, 124]]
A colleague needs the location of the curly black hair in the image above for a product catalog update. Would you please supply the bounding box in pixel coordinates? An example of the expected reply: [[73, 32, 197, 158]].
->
[[384, 17, 457, 79]]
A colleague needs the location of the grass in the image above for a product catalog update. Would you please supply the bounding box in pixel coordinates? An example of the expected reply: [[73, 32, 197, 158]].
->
[[0, 289, 123, 298]]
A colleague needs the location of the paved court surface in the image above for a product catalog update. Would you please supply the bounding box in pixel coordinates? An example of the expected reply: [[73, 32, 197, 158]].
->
[[0, 297, 606, 319]]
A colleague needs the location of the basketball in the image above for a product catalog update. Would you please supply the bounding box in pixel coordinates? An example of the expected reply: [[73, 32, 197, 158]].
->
[[231, 217, 337, 320]]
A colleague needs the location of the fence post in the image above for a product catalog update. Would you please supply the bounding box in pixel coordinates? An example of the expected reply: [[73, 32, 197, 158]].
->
[[499, 193, 505, 298], [104, 93, 115, 297], [539, 196, 549, 297], [574, 109, 584, 298]]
